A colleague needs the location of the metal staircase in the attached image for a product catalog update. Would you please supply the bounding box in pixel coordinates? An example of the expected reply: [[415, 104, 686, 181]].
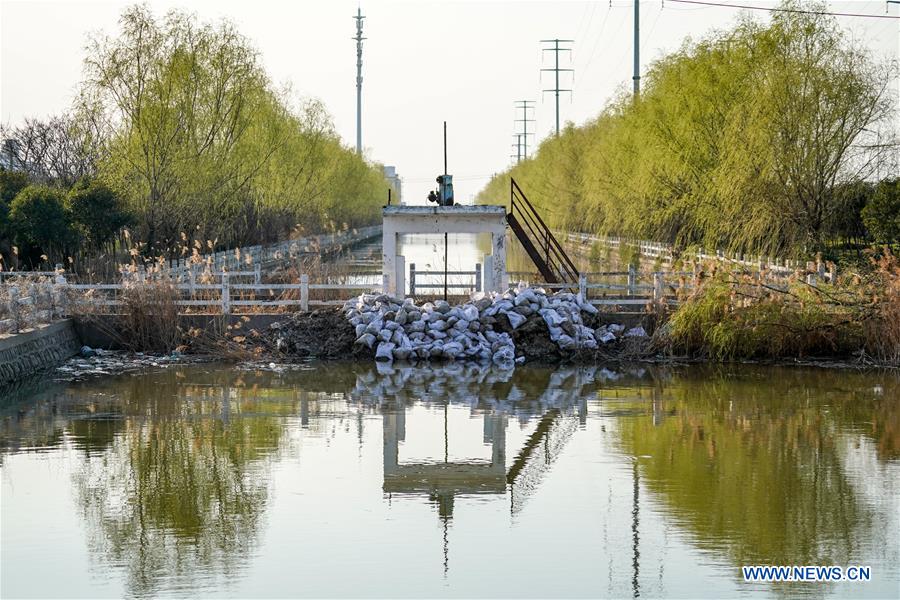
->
[[507, 178, 579, 284]]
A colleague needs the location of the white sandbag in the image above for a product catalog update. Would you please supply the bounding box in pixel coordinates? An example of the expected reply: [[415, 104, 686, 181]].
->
[[539, 308, 565, 328], [429, 319, 449, 331], [624, 326, 647, 337], [375, 342, 395, 362], [355, 333, 376, 348], [461, 305, 479, 321], [514, 289, 537, 306], [443, 341, 464, 359], [598, 330, 617, 344], [365, 319, 383, 335], [580, 301, 598, 315], [393, 346, 412, 360], [506, 311, 526, 329], [492, 345, 515, 363]]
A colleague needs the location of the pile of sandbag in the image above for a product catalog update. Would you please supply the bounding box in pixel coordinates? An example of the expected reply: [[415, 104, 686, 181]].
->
[[344, 284, 647, 365]]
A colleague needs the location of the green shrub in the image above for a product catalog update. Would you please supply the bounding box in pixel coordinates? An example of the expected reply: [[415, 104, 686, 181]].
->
[[9, 185, 80, 263], [862, 179, 900, 246], [67, 179, 132, 251], [0, 169, 29, 205]]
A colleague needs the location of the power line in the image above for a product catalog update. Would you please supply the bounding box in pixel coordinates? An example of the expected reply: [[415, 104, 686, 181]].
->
[[580, 4, 613, 75], [668, 0, 900, 19], [541, 39, 575, 135]]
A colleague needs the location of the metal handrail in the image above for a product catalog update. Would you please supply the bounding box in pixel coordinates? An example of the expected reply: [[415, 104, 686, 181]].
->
[[511, 185, 577, 280], [510, 178, 579, 282]]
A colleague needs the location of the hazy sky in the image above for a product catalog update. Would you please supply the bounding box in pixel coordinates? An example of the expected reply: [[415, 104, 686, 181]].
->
[[1, 0, 897, 203]]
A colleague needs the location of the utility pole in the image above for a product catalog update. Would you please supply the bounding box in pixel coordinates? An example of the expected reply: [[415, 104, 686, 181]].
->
[[633, 0, 640, 99], [443, 121, 448, 301], [353, 7, 366, 155], [511, 134, 522, 163], [513, 100, 535, 160], [540, 39, 574, 136]]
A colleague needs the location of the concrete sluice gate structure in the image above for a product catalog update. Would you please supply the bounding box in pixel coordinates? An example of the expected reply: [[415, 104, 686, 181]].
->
[[382, 205, 508, 296]]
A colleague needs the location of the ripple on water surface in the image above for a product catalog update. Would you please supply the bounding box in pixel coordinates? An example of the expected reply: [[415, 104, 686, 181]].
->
[[1, 363, 898, 598]]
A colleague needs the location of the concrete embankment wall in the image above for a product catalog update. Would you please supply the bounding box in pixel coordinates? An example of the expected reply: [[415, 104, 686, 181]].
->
[[0, 320, 81, 386]]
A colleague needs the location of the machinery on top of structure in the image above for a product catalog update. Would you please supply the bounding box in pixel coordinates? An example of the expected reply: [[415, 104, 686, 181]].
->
[[427, 174, 454, 207], [427, 121, 455, 207]]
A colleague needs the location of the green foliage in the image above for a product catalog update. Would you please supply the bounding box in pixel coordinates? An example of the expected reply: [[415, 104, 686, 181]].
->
[[862, 179, 900, 246], [67, 179, 132, 251], [477, 2, 895, 258], [9, 185, 80, 263], [84, 6, 387, 256], [827, 181, 874, 244], [0, 169, 30, 205]]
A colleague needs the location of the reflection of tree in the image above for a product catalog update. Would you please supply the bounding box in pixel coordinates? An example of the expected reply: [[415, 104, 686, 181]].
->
[[616, 367, 899, 569], [71, 371, 290, 597]]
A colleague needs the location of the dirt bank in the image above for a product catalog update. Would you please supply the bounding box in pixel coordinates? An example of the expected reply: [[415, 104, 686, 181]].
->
[[265, 309, 374, 359]]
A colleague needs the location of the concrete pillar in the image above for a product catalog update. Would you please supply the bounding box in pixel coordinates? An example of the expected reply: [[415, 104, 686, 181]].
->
[[300, 390, 310, 427], [491, 232, 508, 293], [395, 254, 405, 299], [489, 413, 507, 472], [383, 411, 400, 474], [482, 255, 494, 294], [383, 228, 397, 295]]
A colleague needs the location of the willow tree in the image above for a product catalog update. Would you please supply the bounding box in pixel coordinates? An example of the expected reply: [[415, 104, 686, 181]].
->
[[477, 1, 897, 257], [82, 5, 387, 257], [736, 4, 896, 251]]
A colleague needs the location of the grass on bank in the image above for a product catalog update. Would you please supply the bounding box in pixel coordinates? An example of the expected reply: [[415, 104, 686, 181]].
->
[[663, 250, 900, 365]]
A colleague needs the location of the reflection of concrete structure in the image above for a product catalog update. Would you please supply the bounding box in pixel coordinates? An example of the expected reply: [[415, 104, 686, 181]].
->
[[382, 205, 508, 296], [381, 403, 580, 518], [382, 409, 508, 519]]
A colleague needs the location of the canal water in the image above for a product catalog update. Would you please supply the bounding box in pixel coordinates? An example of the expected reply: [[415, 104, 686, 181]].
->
[[345, 232, 542, 295], [1, 363, 898, 599]]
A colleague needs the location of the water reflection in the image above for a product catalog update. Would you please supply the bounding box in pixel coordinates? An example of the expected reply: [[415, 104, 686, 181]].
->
[[616, 368, 900, 575], [1, 364, 897, 598]]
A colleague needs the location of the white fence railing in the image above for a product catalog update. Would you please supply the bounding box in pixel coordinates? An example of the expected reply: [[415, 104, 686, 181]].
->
[[0, 225, 382, 285], [1, 269, 691, 332], [166, 225, 382, 277], [409, 263, 481, 296], [564, 231, 836, 282]]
